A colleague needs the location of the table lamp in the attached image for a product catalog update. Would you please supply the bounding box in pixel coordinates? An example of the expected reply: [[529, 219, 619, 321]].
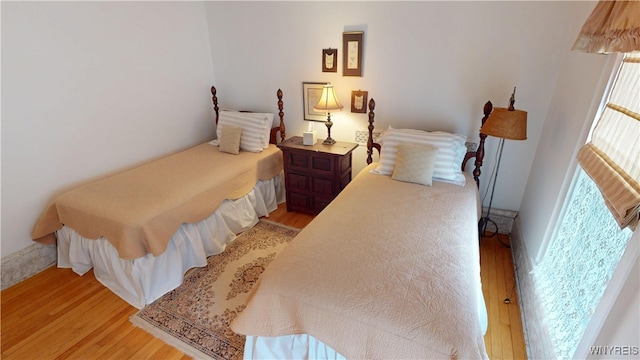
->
[[313, 84, 343, 145]]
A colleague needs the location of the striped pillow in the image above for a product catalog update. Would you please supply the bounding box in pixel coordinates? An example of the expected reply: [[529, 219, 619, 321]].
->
[[371, 127, 467, 186], [217, 111, 274, 152]]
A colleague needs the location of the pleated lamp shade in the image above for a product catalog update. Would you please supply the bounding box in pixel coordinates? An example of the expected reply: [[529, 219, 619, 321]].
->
[[480, 107, 528, 140], [313, 84, 343, 112]]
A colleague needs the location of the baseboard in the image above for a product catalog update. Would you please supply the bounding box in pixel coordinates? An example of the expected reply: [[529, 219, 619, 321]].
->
[[511, 216, 555, 359], [1, 242, 57, 290], [482, 207, 518, 234]]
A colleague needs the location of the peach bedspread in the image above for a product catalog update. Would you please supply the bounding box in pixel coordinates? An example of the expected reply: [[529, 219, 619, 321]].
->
[[32, 143, 282, 259], [232, 164, 488, 359]]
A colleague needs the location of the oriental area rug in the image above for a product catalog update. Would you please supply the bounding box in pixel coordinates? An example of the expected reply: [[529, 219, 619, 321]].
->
[[130, 220, 299, 360]]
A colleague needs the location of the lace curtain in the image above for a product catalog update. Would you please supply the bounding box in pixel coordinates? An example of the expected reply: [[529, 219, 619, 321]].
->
[[532, 167, 632, 358]]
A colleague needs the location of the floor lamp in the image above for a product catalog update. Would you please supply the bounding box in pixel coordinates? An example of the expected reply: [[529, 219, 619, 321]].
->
[[478, 88, 527, 246]]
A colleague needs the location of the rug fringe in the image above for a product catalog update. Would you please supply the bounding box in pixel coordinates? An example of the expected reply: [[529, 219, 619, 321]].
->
[[130, 315, 215, 360]]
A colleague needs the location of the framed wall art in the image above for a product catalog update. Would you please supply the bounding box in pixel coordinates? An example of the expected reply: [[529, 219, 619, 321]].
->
[[351, 90, 368, 113], [322, 48, 338, 73], [302, 82, 328, 121], [343, 31, 363, 77]]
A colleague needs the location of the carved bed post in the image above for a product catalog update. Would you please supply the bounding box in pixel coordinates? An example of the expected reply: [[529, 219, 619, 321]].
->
[[277, 89, 286, 143], [366, 98, 377, 164], [473, 101, 492, 187], [211, 86, 219, 124]]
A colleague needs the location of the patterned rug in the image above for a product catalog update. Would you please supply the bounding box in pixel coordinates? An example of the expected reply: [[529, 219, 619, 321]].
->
[[131, 220, 300, 359]]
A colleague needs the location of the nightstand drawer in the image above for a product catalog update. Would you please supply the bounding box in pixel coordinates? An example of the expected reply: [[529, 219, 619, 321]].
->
[[286, 152, 335, 176], [286, 173, 309, 192], [288, 152, 310, 169], [311, 155, 333, 174], [313, 196, 333, 213], [311, 177, 334, 196], [287, 192, 312, 212]]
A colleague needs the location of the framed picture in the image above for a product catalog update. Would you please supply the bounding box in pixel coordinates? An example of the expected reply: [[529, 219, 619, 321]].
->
[[343, 31, 363, 77], [322, 48, 338, 73], [351, 90, 368, 113], [302, 82, 328, 121]]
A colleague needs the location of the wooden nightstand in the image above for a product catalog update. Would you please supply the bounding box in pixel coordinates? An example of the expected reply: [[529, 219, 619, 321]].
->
[[278, 136, 358, 214]]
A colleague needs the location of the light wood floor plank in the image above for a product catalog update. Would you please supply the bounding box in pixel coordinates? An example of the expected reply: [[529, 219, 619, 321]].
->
[[1, 204, 525, 359]]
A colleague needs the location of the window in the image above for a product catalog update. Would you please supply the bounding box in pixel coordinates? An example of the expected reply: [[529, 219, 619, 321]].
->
[[533, 167, 632, 358], [532, 53, 638, 358]]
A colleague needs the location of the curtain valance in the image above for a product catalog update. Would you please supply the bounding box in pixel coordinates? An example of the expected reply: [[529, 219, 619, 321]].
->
[[572, 1, 640, 54]]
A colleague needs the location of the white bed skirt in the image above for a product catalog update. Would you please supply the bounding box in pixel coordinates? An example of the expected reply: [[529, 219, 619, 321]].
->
[[244, 335, 346, 360], [56, 173, 285, 309]]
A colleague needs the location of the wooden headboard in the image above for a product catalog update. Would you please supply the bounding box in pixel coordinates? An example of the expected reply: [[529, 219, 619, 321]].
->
[[210, 86, 286, 144], [365, 98, 489, 188]]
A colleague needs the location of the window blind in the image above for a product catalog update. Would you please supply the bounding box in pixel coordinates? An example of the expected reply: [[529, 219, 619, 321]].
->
[[577, 53, 640, 230]]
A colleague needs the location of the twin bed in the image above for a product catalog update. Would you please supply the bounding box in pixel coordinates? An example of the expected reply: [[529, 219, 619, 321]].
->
[[33, 86, 491, 359], [232, 99, 491, 359], [32, 86, 287, 309]]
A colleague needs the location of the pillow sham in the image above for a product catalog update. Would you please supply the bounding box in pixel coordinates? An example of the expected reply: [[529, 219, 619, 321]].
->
[[391, 143, 438, 186], [216, 110, 274, 152], [219, 125, 242, 155], [371, 127, 467, 186]]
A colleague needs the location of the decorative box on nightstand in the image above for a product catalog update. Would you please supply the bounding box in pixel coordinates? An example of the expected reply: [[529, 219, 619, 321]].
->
[[278, 136, 358, 215]]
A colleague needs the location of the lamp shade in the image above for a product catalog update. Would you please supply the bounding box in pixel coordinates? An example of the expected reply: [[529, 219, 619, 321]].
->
[[313, 84, 343, 112], [480, 107, 528, 140]]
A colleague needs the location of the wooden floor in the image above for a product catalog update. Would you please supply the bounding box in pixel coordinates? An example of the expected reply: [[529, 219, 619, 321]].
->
[[1, 204, 525, 359]]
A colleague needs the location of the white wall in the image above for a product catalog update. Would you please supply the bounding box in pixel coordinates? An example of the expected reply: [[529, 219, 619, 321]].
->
[[204, 1, 591, 214], [1, 1, 215, 257]]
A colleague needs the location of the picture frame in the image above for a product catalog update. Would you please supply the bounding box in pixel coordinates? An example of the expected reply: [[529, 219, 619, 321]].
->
[[302, 82, 328, 122], [343, 31, 363, 77], [351, 90, 368, 113], [322, 48, 338, 73]]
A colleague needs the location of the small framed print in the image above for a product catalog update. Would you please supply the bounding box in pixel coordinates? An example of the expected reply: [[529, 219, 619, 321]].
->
[[343, 31, 363, 77], [302, 82, 328, 121], [351, 90, 368, 113], [322, 48, 337, 73]]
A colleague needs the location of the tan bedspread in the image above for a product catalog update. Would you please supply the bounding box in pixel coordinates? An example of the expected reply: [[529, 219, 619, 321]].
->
[[32, 143, 282, 259], [232, 164, 488, 359]]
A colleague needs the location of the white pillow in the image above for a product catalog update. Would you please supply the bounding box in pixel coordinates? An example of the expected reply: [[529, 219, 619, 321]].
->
[[371, 127, 467, 186], [217, 111, 273, 152], [391, 143, 438, 186]]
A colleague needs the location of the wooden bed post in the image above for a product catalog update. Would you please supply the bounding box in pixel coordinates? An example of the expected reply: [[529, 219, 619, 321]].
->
[[366, 98, 379, 164], [211, 86, 219, 124], [277, 89, 286, 143], [473, 101, 492, 187]]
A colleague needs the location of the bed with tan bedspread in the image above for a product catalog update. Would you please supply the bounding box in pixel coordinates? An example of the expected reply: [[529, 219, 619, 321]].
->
[[32, 143, 282, 259], [231, 99, 491, 359], [31, 86, 287, 308]]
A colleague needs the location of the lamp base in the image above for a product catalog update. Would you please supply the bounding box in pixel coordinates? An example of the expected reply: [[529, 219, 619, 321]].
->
[[323, 116, 335, 145]]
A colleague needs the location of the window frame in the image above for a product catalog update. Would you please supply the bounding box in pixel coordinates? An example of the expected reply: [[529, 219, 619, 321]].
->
[[535, 54, 623, 264]]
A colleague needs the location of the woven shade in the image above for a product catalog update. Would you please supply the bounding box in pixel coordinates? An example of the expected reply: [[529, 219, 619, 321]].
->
[[480, 107, 528, 140], [572, 0, 640, 54], [313, 84, 343, 112], [576, 53, 640, 230]]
